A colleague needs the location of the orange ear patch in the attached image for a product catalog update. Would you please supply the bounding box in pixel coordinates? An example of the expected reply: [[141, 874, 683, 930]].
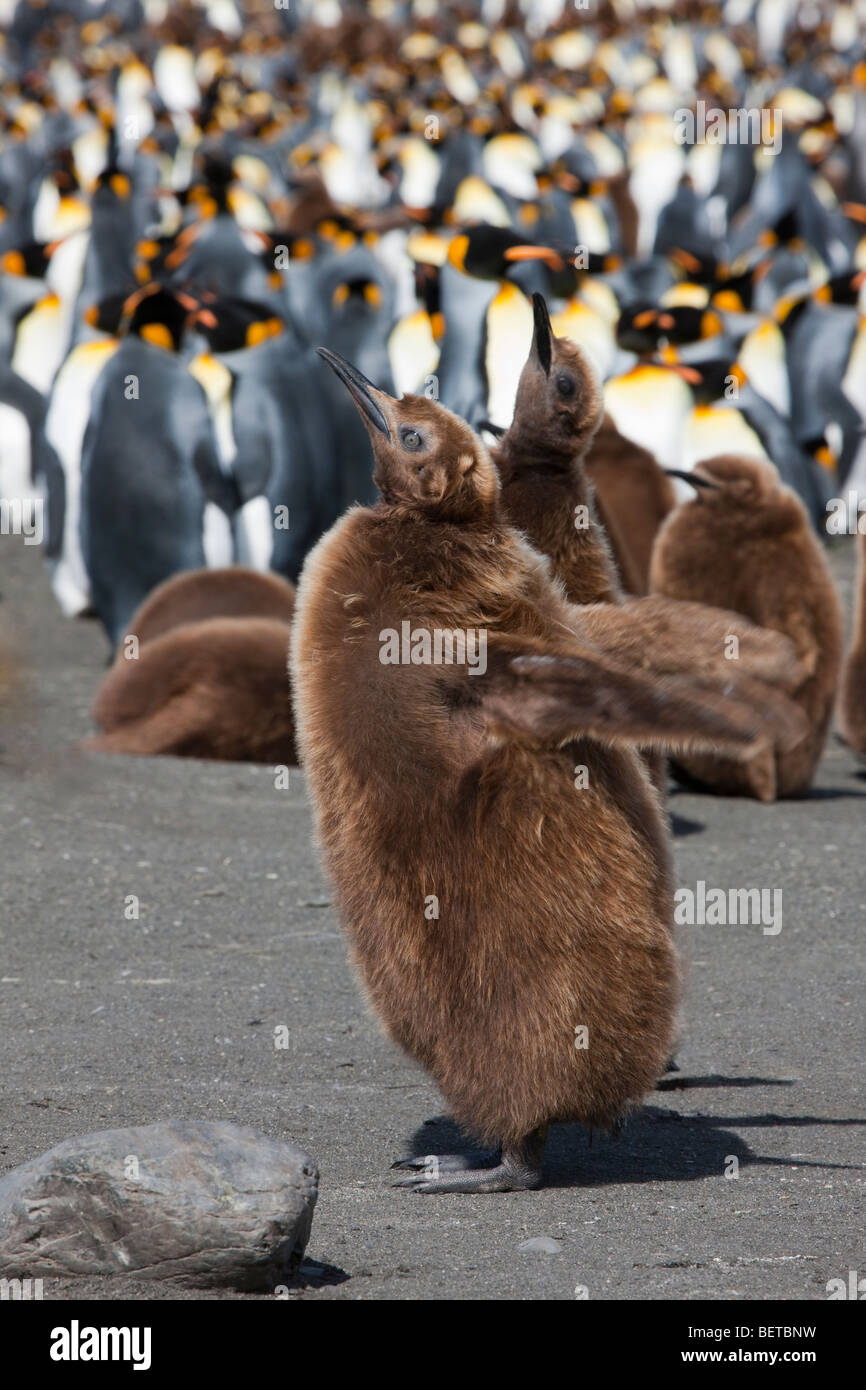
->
[[140, 322, 174, 350]]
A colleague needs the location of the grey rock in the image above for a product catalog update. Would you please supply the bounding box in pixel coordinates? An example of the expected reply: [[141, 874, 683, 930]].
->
[[518, 1236, 563, 1255], [0, 1120, 318, 1289]]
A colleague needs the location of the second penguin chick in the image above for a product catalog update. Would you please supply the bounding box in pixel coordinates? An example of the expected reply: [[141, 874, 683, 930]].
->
[[85, 617, 297, 764], [584, 415, 677, 596], [494, 294, 620, 606], [650, 454, 843, 800], [840, 529, 866, 756], [114, 567, 296, 655]]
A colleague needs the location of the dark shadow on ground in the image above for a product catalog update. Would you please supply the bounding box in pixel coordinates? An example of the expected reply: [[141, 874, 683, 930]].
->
[[283, 1258, 350, 1291], [800, 786, 866, 800], [402, 1106, 866, 1188], [669, 811, 705, 837], [656, 1074, 795, 1091]]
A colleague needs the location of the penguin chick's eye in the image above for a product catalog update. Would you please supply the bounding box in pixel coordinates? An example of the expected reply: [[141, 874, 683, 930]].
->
[[401, 428, 423, 452], [555, 373, 576, 398]]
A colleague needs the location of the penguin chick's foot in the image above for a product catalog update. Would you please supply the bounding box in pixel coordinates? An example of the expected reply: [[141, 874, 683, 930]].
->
[[391, 1151, 498, 1174], [392, 1127, 546, 1194]]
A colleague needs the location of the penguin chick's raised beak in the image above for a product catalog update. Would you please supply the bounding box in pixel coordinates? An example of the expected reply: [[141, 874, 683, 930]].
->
[[477, 419, 506, 438], [530, 292, 553, 375], [316, 346, 393, 441], [665, 468, 718, 491]]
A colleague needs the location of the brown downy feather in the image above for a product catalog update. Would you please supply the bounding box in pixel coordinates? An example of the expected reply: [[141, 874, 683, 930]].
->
[[584, 414, 677, 596], [840, 529, 866, 755], [650, 454, 843, 799], [86, 617, 296, 763], [291, 348, 806, 1182]]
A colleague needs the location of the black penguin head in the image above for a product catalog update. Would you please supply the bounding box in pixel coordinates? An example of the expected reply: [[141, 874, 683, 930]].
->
[[191, 296, 285, 353], [316, 347, 499, 520], [812, 269, 866, 308], [507, 294, 604, 459], [328, 277, 385, 315], [1, 242, 53, 279], [93, 166, 132, 203], [446, 224, 570, 285], [83, 291, 129, 336], [122, 285, 198, 351], [618, 302, 717, 352], [182, 151, 234, 216]]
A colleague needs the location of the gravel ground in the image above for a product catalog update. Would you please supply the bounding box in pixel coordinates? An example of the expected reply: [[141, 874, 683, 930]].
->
[[0, 533, 863, 1301]]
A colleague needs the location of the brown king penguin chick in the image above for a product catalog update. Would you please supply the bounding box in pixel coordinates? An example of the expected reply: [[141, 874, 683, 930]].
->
[[492, 298, 667, 788], [494, 295, 620, 608], [650, 455, 843, 800], [114, 567, 296, 656], [492, 296, 802, 797], [291, 348, 808, 1194], [839, 530, 866, 755], [84, 618, 297, 764], [584, 415, 677, 596]]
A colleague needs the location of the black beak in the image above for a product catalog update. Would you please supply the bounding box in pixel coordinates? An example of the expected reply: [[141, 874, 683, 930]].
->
[[665, 468, 718, 490], [316, 346, 392, 440], [530, 292, 552, 376], [477, 419, 505, 438]]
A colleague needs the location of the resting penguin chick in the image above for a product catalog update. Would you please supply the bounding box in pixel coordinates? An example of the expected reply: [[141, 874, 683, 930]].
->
[[115, 567, 296, 657], [85, 617, 297, 764], [840, 529, 866, 756], [292, 348, 807, 1194], [650, 455, 843, 800]]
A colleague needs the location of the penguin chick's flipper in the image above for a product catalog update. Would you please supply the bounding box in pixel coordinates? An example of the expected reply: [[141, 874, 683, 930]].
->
[[477, 641, 805, 758], [579, 597, 811, 695], [392, 1127, 547, 1195]]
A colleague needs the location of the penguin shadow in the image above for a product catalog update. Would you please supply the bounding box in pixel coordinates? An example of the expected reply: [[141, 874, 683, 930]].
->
[[407, 1102, 866, 1190], [668, 809, 705, 837], [798, 784, 866, 799], [670, 769, 866, 802], [832, 734, 866, 779], [655, 1073, 793, 1092]]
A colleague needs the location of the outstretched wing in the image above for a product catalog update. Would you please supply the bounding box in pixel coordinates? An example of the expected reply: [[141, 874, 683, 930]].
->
[[475, 634, 808, 757], [576, 596, 809, 693]]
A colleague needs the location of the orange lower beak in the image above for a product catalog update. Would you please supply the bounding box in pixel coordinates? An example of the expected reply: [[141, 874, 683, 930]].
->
[[504, 244, 565, 271], [665, 364, 702, 384]]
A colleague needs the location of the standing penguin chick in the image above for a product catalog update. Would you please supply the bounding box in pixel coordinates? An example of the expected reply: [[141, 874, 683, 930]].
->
[[85, 617, 297, 764], [292, 349, 807, 1193], [651, 455, 843, 799], [840, 530, 866, 756], [494, 294, 620, 607]]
